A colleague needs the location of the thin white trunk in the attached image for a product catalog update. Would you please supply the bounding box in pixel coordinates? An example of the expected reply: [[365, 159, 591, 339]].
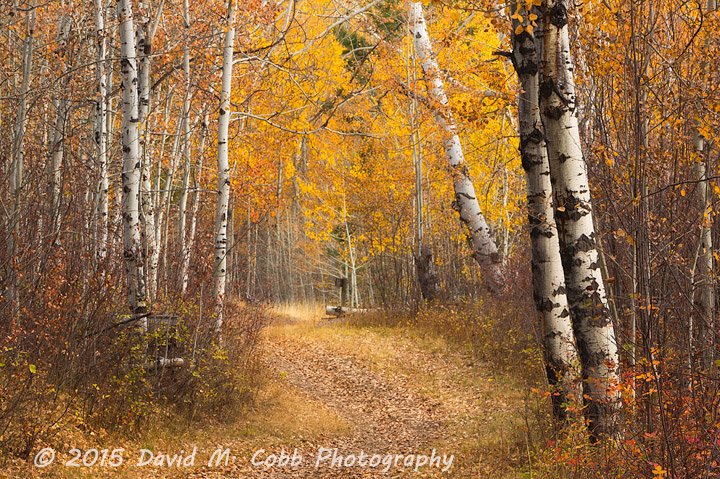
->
[[213, 0, 237, 330], [149, 90, 174, 296], [178, 50, 192, 264], [181, 114, 208, 294], [136, 0, 163, 301], [141, 116, 157, 301], [409, 2, 503, 291], [539, 0, 620, 437], [49, 95, 66, 235], [94, 0, 109, 262], [693, 127, 714, 369], [511, 6, 582, 417], [118, 0, 147, 313], [7, 2, 35, 313]]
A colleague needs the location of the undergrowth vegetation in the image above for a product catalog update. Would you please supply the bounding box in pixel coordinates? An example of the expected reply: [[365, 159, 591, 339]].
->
[[0, 295, 264, 461]]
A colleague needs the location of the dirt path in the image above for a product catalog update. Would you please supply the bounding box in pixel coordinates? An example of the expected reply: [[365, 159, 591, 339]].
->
[[254, 334, 445, 477], [16, 316, 529, 479], [214, 317, 528, 478]]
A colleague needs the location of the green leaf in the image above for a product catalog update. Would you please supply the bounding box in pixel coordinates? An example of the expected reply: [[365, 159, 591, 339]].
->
[[29, 364, 37, 374]]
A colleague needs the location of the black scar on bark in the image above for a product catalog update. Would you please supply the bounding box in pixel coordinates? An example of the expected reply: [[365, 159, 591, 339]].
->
[[530, 226, 554, 238], [520, 127, 545, 150], [512, 31, 539, 76], [415, 32, 422, 39], [521, 152, 542, 172], [547, 2, 569, 29], [538, 297, 556, 312]]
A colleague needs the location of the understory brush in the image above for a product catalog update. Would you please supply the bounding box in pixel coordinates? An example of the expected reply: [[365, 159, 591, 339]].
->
[[0, 283, 265, 464]]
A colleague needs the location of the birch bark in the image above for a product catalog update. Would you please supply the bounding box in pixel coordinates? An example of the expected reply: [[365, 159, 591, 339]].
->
[[7, 2, 36, 314], [181, 114, 208, 294], [213, 0, 237, 331], [511, 6, 582, 418], [136, 0, 163, 301], [693, 128, 714, 369], [118, 0, 147, 313], [409, 2, 503, 291], [539, 0, 620, 436], [94, 0, 109, 262]]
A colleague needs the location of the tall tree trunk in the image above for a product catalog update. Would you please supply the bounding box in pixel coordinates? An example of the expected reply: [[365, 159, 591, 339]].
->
[[213, 0, 236, 331], [94, 0, 109, 263], [117, 0, 147, 314], [693, 127, 714, 370], [178, 63, 192, 285], [409, 2, 503, 292], [152, 89, 177, 295], [539, 0, 620, 438], [136, 0, 163, 302], [49, 95, 66, 236], [181, 114, 208, 294], [7, 1, 36, 315], [510, 5, 582, 419]]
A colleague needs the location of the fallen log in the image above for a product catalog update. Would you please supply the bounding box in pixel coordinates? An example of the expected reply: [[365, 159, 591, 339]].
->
[[143, 357, 185, 370]]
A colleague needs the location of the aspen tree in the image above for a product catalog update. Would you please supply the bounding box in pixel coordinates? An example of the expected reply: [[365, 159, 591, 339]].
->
[[7, 1, 36, 315], [178, 0, 193, 291], [118, 0, 147, 313], [95, 0, 109, 262], [409, 2, 503, 291], [181, 114, 208, 294], [693, 127, 714, 369], [137, 0, 163, 301], [213, 0, 237, 331], [539, 0, 620, 437], [510, 3, 582, 418]]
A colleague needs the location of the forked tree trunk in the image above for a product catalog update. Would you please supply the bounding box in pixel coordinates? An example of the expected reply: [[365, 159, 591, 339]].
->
[[117, 0, 147, 313], [510, 5, 582, 419], [539, 0, 620, 437], [409, 2, 503, 291], [213, 0, 237, 331]]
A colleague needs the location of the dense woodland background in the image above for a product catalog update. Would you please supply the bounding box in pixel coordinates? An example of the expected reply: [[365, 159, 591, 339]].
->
[[1, 0, 720, 477]]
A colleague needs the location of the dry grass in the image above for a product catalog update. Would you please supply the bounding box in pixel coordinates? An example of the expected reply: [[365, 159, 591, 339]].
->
[[262, 310, 536, 477], [5, 302, 541, 478], [269, 301, 325, 322]]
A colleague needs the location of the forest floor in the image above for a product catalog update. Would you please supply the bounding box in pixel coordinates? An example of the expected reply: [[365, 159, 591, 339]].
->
[[10, 308, 535, 478]]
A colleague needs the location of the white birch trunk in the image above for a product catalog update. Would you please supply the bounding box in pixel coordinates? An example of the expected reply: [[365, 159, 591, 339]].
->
[[213, 0, 237, 330], [7, 2, 35, 313], [180, 114, 208, 294], [409, 2, 503, 291], [49, 95, 66, 235], [693, 128, 714, 369], [117, 0, 147, 313], [152, 89, 176, 295], [539, 0, 620, 437], [178, 51, 192, 271], [136, 1, 163, 301], [140, 119, 157, 301], [511, 6, 581, 416], [94, 0, 109, 262]]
